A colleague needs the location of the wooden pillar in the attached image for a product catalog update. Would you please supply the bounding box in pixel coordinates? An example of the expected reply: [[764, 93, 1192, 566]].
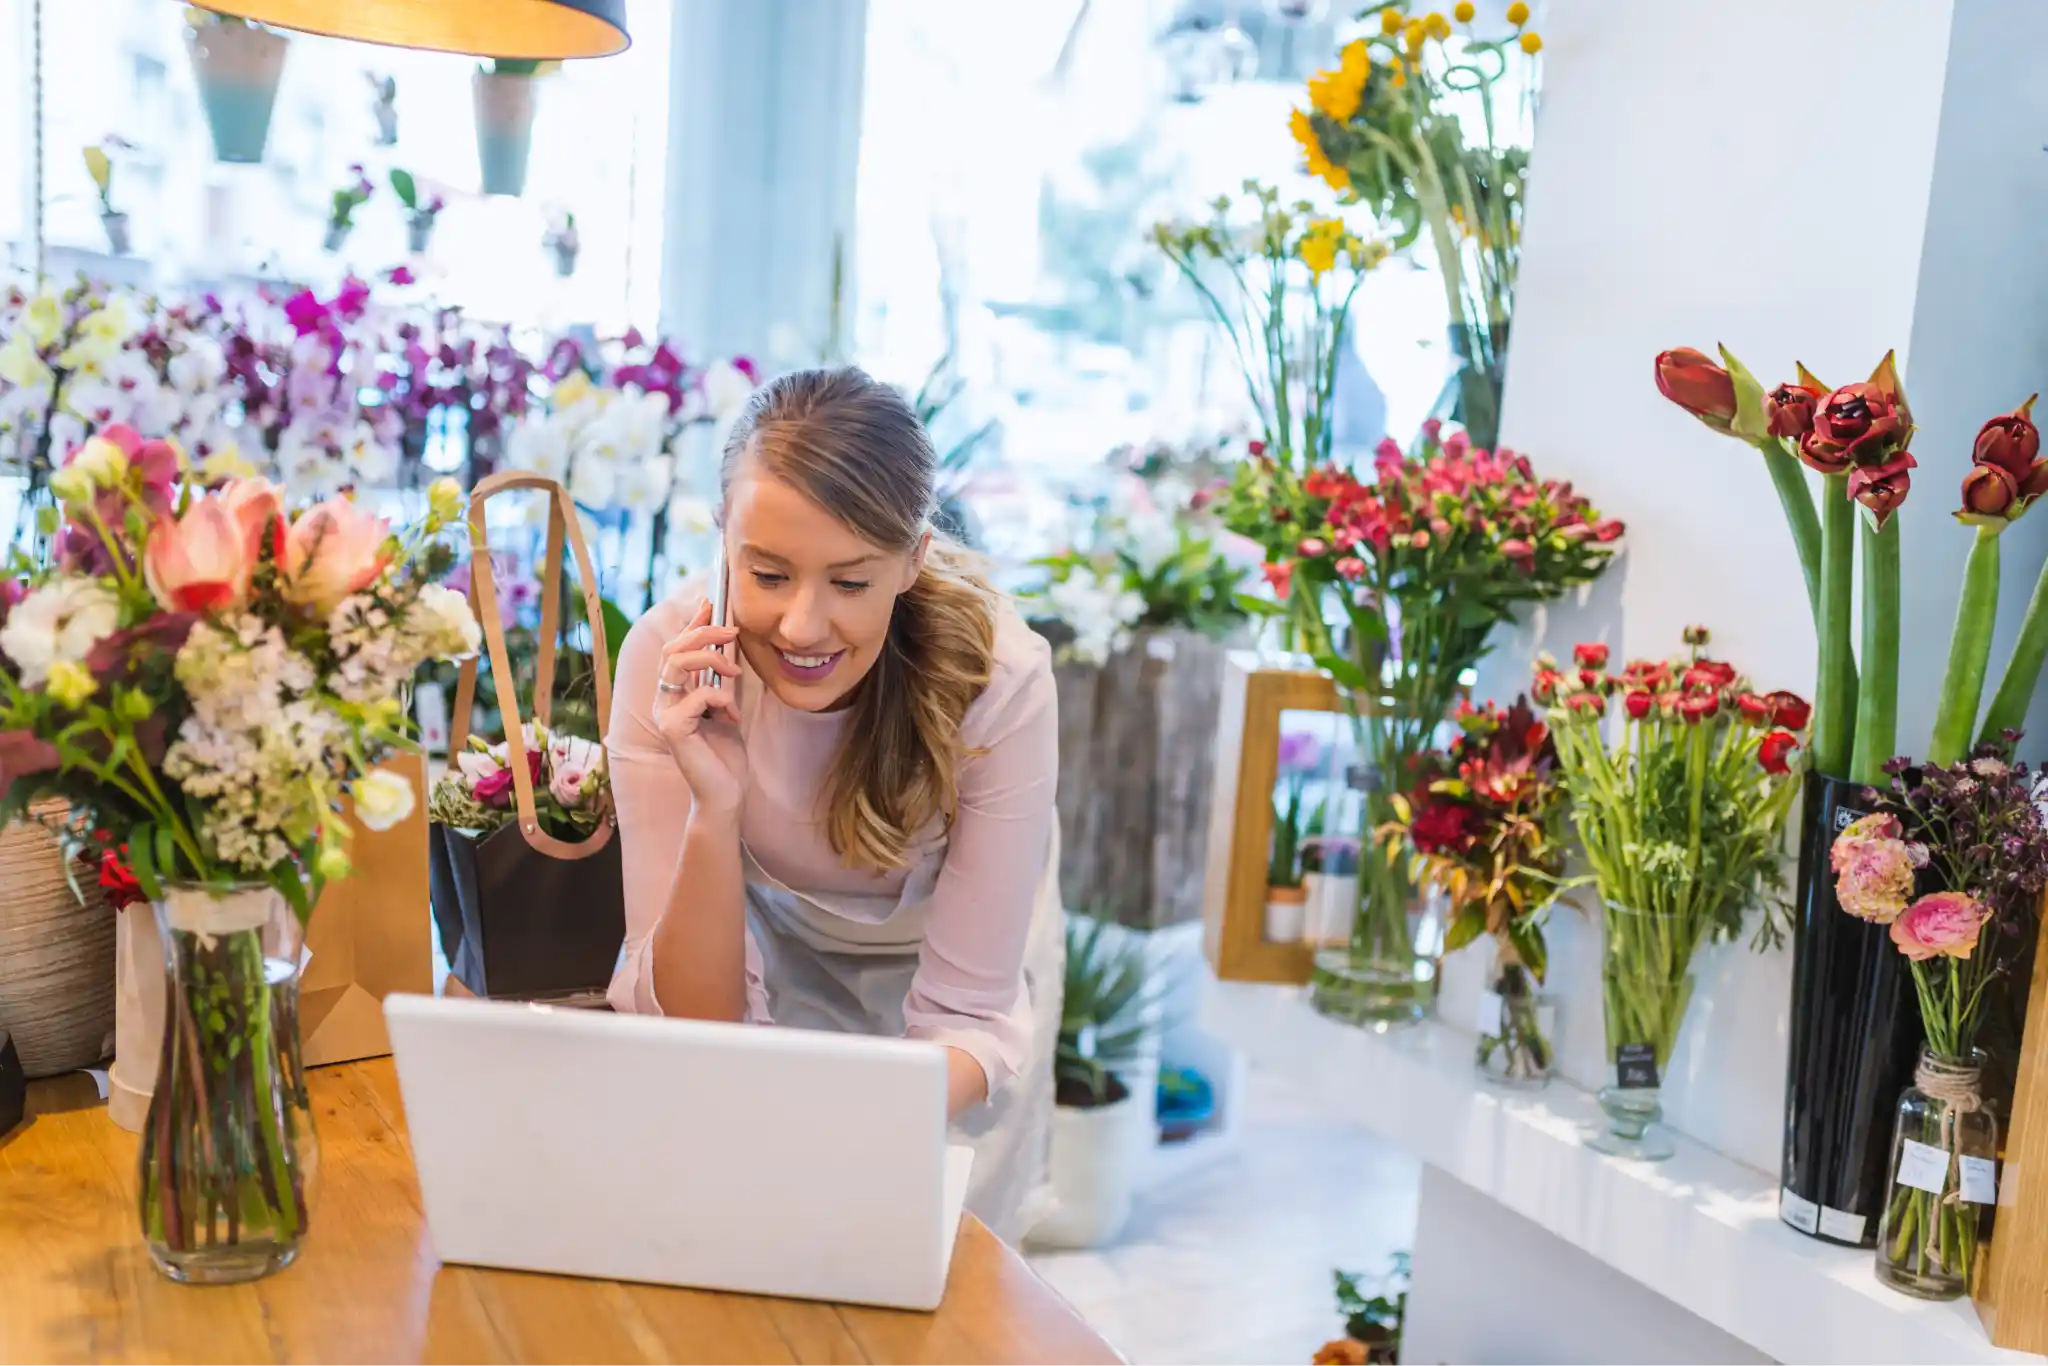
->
[[1974, 889, 2048, 1349]]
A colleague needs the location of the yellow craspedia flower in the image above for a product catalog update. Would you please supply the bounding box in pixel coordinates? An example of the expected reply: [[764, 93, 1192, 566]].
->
[[1298, 218, 1348, 278], [1506, 0, 1529, 24], [1307, 66, 1363, 122], [1403, 18, 1426, 51], [1424, 11, 1451, 39], [1380, 7, 1405, 35], [1454, 0, 1475, 21], [1519, 30, 1542, 53], [1289, 109, 1352, 194]]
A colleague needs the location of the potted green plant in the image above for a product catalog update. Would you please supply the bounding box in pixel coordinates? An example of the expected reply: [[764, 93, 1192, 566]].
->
[[183, 9, 289, 165], [325, 164, 373, 253], [391, 169, 445, 254], [474, 59, 556, 196], [1322, 1253, 1410, 1365], [83, 141, 129, 254], [1031, 910, 1162, 1249]]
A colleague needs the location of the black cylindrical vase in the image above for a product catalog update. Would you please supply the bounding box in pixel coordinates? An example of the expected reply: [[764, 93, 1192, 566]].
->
[[1779, 774, 1924, 1246]]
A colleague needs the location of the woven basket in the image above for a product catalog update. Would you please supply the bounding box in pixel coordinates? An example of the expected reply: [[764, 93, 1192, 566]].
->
[[0, 803, 115, 1078]]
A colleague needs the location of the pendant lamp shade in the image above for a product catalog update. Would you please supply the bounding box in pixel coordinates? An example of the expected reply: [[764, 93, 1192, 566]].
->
[[186, 1, 630, 60]]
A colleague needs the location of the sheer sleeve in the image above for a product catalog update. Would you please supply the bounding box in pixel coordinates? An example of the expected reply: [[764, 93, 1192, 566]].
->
[[899, 615, 1058, 1094], [604, 595, 771, 1021]]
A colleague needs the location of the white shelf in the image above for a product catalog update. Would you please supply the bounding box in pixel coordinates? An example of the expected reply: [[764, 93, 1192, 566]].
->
[[1204, 980, 2041, 1366]]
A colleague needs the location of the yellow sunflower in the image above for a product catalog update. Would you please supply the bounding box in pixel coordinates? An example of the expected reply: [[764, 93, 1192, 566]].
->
[[1307, 66, 1363, 122], [1289, 108, 1352, 193]]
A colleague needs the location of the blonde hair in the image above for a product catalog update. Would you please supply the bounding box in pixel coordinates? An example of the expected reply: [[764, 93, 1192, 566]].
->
[[721, 366, 998, 872]]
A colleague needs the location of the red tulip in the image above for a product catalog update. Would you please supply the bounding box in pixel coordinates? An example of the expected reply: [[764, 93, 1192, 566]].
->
[[1764, 690, 1811, 731], [1624, 690, 1653, 720], [1655, 348, 1737, 432], [1574, 642, 1610, 670], [1759, 729, 1800, 774]]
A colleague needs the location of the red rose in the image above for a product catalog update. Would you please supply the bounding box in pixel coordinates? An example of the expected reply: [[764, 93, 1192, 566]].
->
[[1655, 348, 1737, 432], [1735, 692, 1771, 725], [1810, 381, 1908, 466], [1766, 382, 1825, 440], [1574, 642, 1610, 670], [1679, 692, 1719, 723], [1624, 690, 1653, 720], [1847, 451, 1916, 526], [1764, 690, 1811, 730], [1972, 404, 2040, 481], [1960, 463, 2019, 519], [1758, 729, 1800, 774]]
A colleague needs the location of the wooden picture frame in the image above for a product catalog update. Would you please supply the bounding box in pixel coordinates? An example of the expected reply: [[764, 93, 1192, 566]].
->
[[1974, 891, 2048, 1349], [1201, 653, 1344, 984]]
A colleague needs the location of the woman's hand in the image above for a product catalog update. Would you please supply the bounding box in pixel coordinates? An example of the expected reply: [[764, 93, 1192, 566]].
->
[[653, 602, 747, 820]]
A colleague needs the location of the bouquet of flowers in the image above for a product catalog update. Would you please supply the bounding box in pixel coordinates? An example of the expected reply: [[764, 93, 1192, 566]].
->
[[1288, 2, 1542, 449], [1217, 419, 1620, 1021], [1830, 745, 2048, 1298], [429, 724, 610, 840], [0, 431, 477, 1277], [1392, 695, 1566, 1085], [1543, 630, 1808, 1158]]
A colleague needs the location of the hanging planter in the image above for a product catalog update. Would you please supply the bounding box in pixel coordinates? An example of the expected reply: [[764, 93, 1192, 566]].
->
[[323, 164, 373, 256], [474, 62, 550, 197], [544, 210, 581, 277], [184, 13, 290, 165], [391, 168, 444, 255]]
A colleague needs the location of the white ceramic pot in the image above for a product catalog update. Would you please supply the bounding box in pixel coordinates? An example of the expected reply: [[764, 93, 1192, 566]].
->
[[1031, 1084, 1152, 1249], [1303, 870, 1359, 947], [108, 902, 166, 1131], [1264, 885, 1307, 943]]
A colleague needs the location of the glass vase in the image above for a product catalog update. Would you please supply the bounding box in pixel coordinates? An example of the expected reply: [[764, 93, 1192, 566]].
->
[[1589, 903, 1695, 1162], [139, 883, 318, 1284], [1475, 941, 1554, 1089], [1874, 1050, 1997, 1300]]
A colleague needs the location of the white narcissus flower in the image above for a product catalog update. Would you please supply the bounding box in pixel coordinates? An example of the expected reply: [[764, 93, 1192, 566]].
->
[[351, 767, 417, 832], [0, 576, 122, 687]]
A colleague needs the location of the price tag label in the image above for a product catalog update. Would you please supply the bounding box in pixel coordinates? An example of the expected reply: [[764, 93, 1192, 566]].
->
[[1779, 1188, 1820, 1235], [1615, 1042, 1659, 1090], [1961, 1155, 1998, 1206], [1475, 990, 1506, 1038], [1819, 1207, 1867, 1244], [1896, 1139, 1949, 1195]]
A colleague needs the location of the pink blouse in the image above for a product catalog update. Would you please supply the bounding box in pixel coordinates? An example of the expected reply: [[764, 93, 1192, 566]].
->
[[604, 588, 1060, 1092]]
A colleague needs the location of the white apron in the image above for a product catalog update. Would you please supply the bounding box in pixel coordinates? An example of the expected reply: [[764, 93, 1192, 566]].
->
[[738, 831, 1066, 1243]]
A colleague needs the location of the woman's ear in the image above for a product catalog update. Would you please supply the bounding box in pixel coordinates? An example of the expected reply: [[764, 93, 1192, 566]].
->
[[902, 531, 932, 591]]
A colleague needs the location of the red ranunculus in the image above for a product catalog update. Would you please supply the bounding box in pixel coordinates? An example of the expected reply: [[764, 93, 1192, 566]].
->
[[1573, 642, 1610, 670], [1679, 692, 1719, 723], [1655, 348, 1736, 432], [1247, 439, 1266, 456], [1566, 691, 1607, 715], [1624, 690, 1653, 720], [1764, 690, 1811, 730], [1848, 451, 1916, 526], [1766, 382, 1824, 440], [1735, 692, 1771, 725], [1758, 729, 1800, 774]]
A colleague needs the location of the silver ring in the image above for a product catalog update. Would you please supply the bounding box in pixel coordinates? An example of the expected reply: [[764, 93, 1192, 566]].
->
[[656, 680, 689, 694]]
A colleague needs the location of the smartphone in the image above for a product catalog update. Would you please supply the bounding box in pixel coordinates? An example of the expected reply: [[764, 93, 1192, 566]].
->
[[706, 539, 729, 691]]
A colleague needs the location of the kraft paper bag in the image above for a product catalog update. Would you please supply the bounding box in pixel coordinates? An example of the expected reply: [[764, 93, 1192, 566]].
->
[[302, 751, 432, 1067]]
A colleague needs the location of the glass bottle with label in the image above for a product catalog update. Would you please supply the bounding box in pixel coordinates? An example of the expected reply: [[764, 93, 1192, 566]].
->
[[1874, 1049, 1997, 1300]]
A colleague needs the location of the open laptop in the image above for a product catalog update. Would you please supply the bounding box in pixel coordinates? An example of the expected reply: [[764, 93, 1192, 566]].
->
[[383, 993, 975, 1311]]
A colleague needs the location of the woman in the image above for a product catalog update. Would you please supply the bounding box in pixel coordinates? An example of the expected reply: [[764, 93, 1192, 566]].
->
[[607, 366, 1063, 1241]]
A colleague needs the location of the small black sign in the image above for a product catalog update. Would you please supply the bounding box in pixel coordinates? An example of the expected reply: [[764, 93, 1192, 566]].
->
[[1345, 763, 1375, 794], [1616, 1042, 1660, 1090]]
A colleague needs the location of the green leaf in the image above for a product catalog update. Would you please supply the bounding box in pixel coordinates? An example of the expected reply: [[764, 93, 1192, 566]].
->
[[1315, 653, 1371, 694], [154, 824, 178, 886], [600, 597, 632, 683], [272, 863, 314, 925], [1508, 917, 1549, 984], [129, 824, 165, 903], [1442, 909, 1485, 955], [389, 167, 417, 209], [1233, 593, 1287, 618]]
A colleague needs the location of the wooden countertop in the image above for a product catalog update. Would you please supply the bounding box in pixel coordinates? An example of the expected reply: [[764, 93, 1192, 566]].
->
[[0, 1058, 1122, 1365]]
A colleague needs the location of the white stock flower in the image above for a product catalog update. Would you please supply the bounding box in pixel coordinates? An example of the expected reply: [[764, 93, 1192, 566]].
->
[[351, 768, 417, 832], [1041, 571, 1143, 666], [0, 577, 121, 687]]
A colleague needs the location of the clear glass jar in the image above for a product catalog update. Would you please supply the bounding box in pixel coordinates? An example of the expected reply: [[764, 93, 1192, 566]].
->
[[1588, 902, 1696, 1162], [1476, 941, 1555, 1089], [1874, 1049, 1998, 1300], [138, 883, 319, 1284]]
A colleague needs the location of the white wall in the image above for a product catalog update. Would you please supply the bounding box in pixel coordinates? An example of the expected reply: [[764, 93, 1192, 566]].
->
[[1456, 0, 2048, 1175]]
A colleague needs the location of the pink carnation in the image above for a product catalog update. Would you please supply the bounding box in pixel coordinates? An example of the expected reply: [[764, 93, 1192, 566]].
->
[[1829, 812, 1921, 925], [1890, 891, 1990, 962]]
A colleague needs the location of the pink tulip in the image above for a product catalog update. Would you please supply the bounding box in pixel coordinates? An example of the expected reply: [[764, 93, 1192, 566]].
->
[[280, 497, 392, 615], [216, 479, 284, 566], [1890, 890, 1990, 962], [144, 499, 254, 613]]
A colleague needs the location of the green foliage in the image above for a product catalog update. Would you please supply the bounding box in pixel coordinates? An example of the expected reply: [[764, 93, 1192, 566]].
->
[[1056, 910, 1164, 1108], [1033, 519, 1247, 644], [1334, 1252, 1410, 1359], [390, 168, 418, 211]]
